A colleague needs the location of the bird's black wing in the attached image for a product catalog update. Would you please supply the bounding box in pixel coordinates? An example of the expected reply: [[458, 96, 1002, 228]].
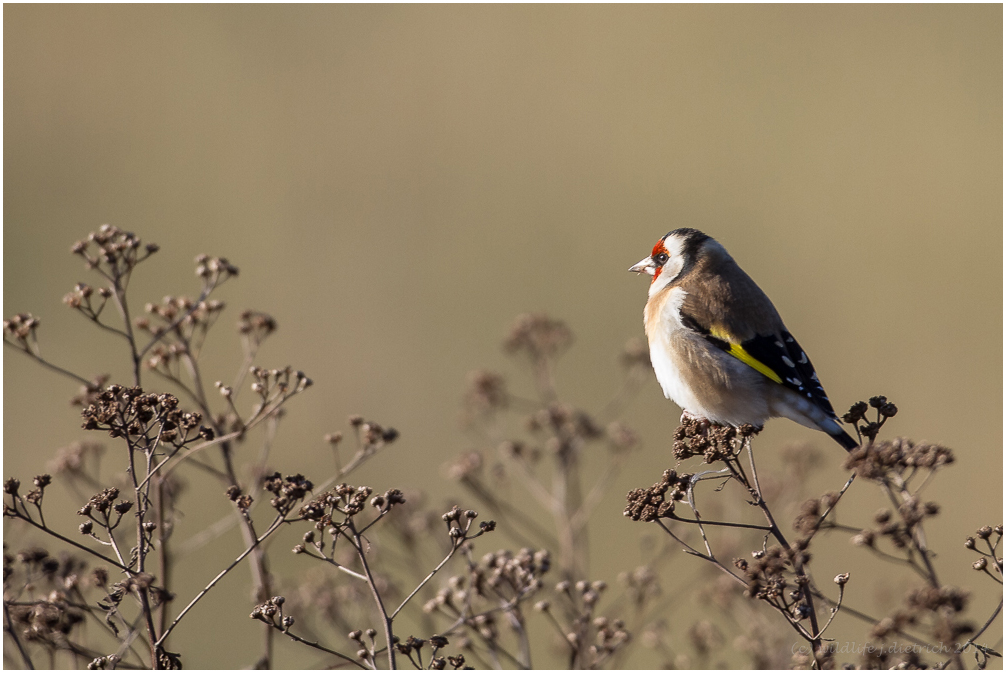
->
[[679, 311, 838, 418], [739, 330, 838, 420]]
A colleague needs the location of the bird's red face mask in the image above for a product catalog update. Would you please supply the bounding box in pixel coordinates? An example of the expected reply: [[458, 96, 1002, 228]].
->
[[628, 239, 670, 282]]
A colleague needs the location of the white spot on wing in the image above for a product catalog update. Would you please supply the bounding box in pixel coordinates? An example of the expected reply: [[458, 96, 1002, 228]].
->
[[798, 352, 808, 364], [782, 356, 795, 368]]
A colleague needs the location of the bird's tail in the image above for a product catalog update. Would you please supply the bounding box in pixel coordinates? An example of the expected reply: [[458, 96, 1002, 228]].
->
[[829, 426, 859, 452]]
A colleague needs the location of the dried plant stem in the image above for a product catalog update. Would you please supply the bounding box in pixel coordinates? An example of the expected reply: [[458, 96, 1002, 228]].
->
[[108, 278, 142, 384], [111, 618, 147, 668], [503, 603, 531, 669], [126, 436, 161, 668], [155, 477, 171, 637], [68, 586, 149, 667], [3, 341, 93, 387], [4, 599, 34, 670], [5, 509, 130, 572], [297, 548, 366, 582], [266, 623, 368, 670], [809, 588, 937, 649], [347, 521, 396, 670], [665, 513, 771, 531], [882, 478, 940, 586], [154, 514, 286, 648], [214, 436, 276, 666], [815, 583, 845, 638], [813, 473, 856, 528], [742, 443, 825, 661], [941, 597, 1003, 668], [135, 284, 215, 361], [655, 520, 747, 588], [391, 539, 464, 620]]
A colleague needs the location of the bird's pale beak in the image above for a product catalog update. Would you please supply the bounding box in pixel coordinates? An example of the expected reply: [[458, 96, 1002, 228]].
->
[[629, 256, 656, 276]]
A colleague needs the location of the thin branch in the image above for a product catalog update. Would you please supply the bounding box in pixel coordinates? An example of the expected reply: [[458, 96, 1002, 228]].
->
[[655, 520, 747, 588], [665, 513, 772, 531], [814, 583, 844, 639], [137, 285, 215, 360], [391, 538, 465, 620], [809, 588, 936, 649], [5, 508, 131, 572], [742, 442, 823, 662], [297, 548, 368, 582], [267, 623, 368, 670], [940, 597, 1003, 669], [4, 599, 34, 669], [3, 340, 93, 387], [349, 522, 396, 670], [154, 514, 286, 647], [811, 473, 857, 534]]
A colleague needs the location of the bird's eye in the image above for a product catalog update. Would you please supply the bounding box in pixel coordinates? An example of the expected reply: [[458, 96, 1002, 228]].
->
[[654, 253, 669, 266]]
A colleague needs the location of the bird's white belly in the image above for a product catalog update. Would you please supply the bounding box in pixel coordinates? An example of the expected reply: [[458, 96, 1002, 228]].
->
[[648, 331, 773, 426], [648, 332, 708, 415]]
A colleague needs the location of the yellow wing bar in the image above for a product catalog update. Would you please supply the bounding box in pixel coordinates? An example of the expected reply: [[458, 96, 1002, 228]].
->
[[710, 326, 784, 384]]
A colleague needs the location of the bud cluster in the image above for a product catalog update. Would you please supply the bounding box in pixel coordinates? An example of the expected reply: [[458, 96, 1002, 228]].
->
[[81, 385, 209, 448]]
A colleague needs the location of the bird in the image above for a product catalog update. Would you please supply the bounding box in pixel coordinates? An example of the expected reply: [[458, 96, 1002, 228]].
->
[[629, 228, 858, 451]]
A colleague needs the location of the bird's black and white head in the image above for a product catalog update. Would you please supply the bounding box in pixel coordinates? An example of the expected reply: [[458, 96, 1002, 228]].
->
[[629, 228, 716, 297]]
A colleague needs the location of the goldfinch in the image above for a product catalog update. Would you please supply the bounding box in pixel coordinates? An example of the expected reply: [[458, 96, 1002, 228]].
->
[[629, 228, 858, 451]]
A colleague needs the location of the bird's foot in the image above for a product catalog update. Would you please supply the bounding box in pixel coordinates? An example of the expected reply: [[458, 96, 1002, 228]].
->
[[680, 410, 712, 431]]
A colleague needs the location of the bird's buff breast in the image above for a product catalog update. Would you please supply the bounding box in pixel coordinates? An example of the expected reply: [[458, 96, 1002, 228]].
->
[[644, 288, 771, 426]]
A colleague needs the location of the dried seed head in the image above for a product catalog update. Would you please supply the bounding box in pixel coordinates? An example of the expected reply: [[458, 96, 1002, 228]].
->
[[869, 396, 888, 409], [4, 478, 20, 496], [851, 530, 875, 547]]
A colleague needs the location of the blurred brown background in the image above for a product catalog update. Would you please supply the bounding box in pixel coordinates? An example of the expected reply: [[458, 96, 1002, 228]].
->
[[4, 5, 1002, 669]]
